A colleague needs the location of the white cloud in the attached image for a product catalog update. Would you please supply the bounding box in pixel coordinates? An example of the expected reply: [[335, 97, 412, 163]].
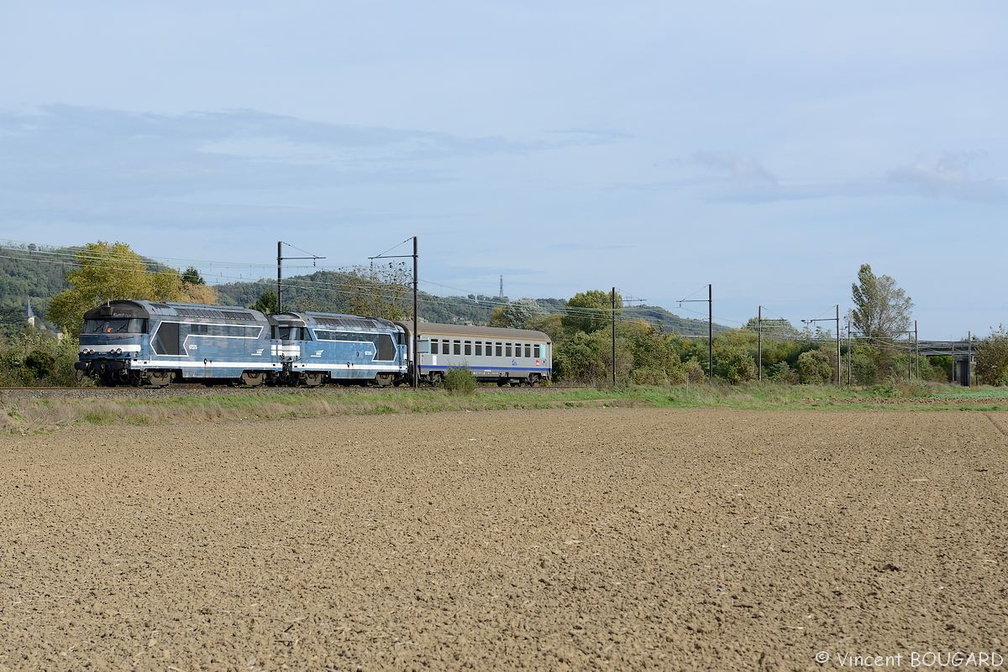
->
[[888, 152, 1005, 201]]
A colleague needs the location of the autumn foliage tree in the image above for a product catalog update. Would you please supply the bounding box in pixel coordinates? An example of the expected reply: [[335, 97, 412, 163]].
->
[[561, 290, 621, 334], [47, 241, 209, 338], [975, 326, 1008, 386], [489, 299, 545, 329]]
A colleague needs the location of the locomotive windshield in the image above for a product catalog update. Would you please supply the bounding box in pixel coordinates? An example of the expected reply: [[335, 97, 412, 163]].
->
[[275, 325, 308, 340], [83, 318, 146, 334]]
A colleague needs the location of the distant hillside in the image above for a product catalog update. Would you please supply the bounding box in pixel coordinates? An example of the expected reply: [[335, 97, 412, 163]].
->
[[215, 270, 720, 336], [0, 244, 721, 337], [0, 244, 74, 335]]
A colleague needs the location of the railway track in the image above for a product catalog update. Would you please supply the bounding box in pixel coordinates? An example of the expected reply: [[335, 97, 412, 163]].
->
[[0, 383, 581, 401]]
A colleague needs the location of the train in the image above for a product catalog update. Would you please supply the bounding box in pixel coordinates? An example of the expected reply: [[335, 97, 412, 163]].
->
[[75, 300, 552, 388]]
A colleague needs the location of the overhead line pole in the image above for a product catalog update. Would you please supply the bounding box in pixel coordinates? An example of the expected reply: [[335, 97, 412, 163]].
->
[[679, 284, 713, 380], [612, 287, 617, 387], [802, 304, 841, 384], [369, 236, 419, 389], [277, 241, 325, 313]]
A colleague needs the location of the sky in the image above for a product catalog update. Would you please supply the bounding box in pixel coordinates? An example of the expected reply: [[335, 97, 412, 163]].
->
[[1, 1, 1005, 339]]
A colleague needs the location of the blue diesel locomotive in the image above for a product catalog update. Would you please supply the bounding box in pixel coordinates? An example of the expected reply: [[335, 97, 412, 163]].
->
[[270, 311, 408, 386], [76, 300, 283, 387]]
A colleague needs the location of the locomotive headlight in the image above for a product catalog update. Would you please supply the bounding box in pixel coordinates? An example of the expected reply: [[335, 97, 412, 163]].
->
[[115, 348, 123, 355]]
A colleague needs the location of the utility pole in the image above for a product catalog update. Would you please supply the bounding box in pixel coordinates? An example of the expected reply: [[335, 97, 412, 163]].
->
[[968, 331, 973, 387], [611, 287, 617, 387], [914, 320, 919, 379], [709, 284, 713, 381], [846, 319, 852, 385], [757, 305, 762, 381], [369, 237, 419, 388], [277, 241, 325, 313], [680, 285, 713, 380], [836, 304, 841, 385], [803, 305, 841, 384]]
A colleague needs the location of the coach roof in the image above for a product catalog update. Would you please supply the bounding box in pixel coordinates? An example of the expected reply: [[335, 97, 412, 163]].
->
[[414, 322, 550, 342]]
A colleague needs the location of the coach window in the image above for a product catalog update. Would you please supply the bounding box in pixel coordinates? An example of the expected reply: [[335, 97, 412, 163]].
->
[[505, 343, 512, 358], [475, 341, 483, 356], [464, 341, 472, 356], [534, 344, 541, 358], [524, 344, 531, 358], [442, 339, 450, 354], [429, 339, 438, 355], [495, 342, 502, 357], [453, 340, 461, 355]]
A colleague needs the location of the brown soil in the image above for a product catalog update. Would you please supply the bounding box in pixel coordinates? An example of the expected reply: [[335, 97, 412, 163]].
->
[[1, 408, 1006, 671]]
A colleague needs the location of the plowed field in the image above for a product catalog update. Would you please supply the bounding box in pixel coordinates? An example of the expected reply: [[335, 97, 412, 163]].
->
[[1, 408, 1006, 671]]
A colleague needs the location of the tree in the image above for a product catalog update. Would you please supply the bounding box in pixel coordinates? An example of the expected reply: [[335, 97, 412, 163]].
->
[[182, 266, 206, 285], [744, 316, 800, 339], [561, 290, 622, 334], [850, 264, 913, 342], [489, 299, 545, 329], [975, 326, 1008, 386], [46, 241, 189, 338], [342, 263, 411, 320], [252, 290, 279, 314]]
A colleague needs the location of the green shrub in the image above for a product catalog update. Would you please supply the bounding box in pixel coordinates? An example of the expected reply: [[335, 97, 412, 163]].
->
[[976, 327, 1008, 386], [797, 349, 834, 384], [442, 368, 477, 395]]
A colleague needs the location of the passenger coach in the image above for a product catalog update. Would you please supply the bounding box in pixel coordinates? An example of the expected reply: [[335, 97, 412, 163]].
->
[[405, 323, 552, 386]]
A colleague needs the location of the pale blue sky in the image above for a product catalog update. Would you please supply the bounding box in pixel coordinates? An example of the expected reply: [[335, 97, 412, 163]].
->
[[2, 1, 1005, 338]]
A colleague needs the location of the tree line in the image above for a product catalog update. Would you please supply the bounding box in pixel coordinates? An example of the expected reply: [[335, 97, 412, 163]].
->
[[3, 242, 1008, 387]]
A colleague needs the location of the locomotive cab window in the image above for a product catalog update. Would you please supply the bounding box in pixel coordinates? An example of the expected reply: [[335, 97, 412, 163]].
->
[[84, 318, 146, 334], [275, 326, 307, 340]]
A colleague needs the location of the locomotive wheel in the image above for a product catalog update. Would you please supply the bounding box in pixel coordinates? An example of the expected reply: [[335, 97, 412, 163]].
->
[[147, 371, 171, 388], [241, 371, 265, 388], [303, 372, 324, 387]]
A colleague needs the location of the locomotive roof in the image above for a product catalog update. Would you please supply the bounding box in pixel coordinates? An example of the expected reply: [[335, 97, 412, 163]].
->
[[83, 300, 268, 324], [411, 322, 550, 342], [273, 311, 400, 331]]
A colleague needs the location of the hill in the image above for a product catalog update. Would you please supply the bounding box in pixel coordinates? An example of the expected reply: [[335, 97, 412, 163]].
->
[[0, 244, 74, 336], [0, 244, 720, 337], [215, 270, 720, 336]]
